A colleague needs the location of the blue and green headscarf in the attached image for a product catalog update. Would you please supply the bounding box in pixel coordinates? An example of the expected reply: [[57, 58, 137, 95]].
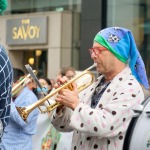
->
[[94, 27, 149, 89]]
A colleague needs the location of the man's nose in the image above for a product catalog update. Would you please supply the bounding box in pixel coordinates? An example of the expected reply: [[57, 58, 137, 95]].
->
[[91, 52, 97, 59]]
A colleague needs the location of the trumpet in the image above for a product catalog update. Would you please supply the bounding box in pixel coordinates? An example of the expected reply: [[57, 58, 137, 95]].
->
[[12, 70, 37, 97], [16, 64, 97, 122]]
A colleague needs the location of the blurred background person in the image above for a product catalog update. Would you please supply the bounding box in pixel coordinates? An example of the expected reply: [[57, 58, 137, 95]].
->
[[60, 66, 76, 80], [36, 77, 53, 99], [0, 0, 13, 141], [0, 68, 39, 150], [32, 77, 61, 150], [49, 79, 56, 88]]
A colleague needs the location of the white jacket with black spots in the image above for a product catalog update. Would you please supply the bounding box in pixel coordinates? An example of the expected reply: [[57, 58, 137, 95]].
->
[[51, 66, 144, 150]]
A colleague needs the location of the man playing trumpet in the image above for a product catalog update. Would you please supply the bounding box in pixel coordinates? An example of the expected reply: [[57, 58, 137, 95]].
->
[[51, 27, 149, 150]]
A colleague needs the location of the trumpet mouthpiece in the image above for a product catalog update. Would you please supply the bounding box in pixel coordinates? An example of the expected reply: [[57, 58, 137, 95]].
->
[[94, 63, 97, 67]]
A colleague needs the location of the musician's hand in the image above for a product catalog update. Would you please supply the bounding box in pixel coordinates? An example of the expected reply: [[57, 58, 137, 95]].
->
[[55, 79, 80, 110], [54, 76, 68, 89]]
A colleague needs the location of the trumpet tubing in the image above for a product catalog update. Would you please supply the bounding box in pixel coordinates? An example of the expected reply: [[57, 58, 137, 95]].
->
[[12, 70, 37, 97], [16, 64, 96, 122]]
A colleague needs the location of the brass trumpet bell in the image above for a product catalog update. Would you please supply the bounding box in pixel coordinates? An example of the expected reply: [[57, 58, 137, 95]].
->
[[16, 64, 96, 122]]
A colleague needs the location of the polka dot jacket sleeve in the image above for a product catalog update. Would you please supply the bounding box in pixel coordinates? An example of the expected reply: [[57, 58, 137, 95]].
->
[[51, 106, 74, 132], [70, 69, 144, 139]]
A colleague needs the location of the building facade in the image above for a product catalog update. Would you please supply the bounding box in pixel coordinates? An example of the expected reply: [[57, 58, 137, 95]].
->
[[0, 0, 150, 80], [0, 11, 74, 79]]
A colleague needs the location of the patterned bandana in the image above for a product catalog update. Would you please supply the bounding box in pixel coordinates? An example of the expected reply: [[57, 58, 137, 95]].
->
[[94, 27, 149, 89]]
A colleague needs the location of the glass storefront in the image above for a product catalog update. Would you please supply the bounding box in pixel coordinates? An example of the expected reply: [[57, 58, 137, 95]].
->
[[5, 0, 81, 14], [107, 0, 150, 80], [23, 50, 47, 77]]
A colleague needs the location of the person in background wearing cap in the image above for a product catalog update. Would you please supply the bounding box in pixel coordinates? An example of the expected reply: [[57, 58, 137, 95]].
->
[[0, 0, 13, 142], [51, 27, 149, 150]]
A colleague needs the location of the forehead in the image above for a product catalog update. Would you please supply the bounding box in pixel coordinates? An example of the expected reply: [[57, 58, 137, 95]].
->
[[93, 42, 113, 55], [93, 42, 105, 48], [66, 70, 75, 76], [39, 78, 48, 86]]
